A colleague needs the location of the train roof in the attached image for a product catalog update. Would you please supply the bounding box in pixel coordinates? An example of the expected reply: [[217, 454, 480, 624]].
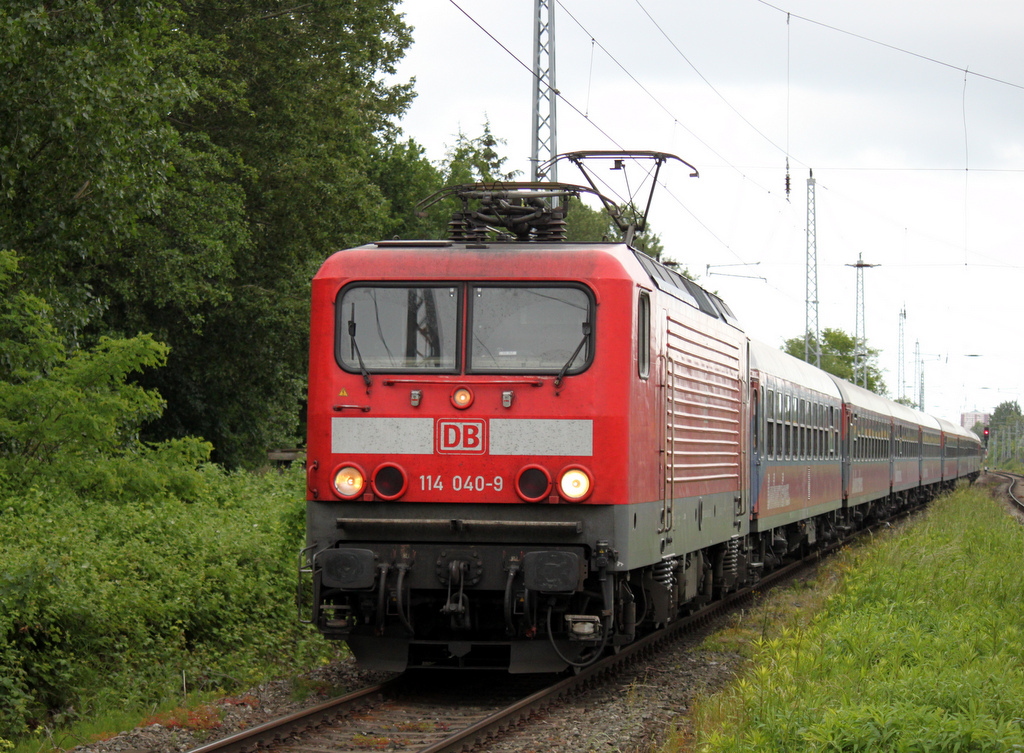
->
[[748, 340, 843, 399], [889, 400, 942, 431], [313, 240, 641, 283], [830, 375, 937, 428], [936, 416, 981, 443]]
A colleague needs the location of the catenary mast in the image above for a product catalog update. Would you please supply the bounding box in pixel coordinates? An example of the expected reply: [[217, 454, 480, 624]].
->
[[531, 0, 557, 183], [847, 252, 879, 389], [804, 171, 820, 367]]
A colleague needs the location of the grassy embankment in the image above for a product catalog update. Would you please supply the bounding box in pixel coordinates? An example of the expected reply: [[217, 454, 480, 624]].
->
[[0, 463, 344, 753], [670, 481, 1024, 752]]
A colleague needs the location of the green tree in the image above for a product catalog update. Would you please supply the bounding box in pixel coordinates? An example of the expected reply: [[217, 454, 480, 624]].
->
[[371, 136, 448, 240], [134, 1, 418, 466], [1, 0, 421, 467], [563, 197, 613, 242], [783, 328, 887, 394], [0, 1, 244, 341], [441, 121, 521, 185], [0, 251, 210, 498], [991, 400, 1022, 427], [563, 197, 666, 259]]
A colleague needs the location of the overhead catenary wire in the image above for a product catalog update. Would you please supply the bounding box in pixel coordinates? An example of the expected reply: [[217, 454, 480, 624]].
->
[[555, 0, 774, 195], [754, 0, 1024, 92], [445, 0, 1017, 282], [632, 0, 795, 163]]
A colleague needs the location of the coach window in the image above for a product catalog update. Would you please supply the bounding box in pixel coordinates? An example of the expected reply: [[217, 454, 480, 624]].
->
[[766, 389, 775, 458], [776, 392, 783, 460], [638, 291, 651, 379], [818, 404, 824, 458], [784, 394, 791, 458], [812, 403, 818, 458], [800, 398, 807, 459], [752, 387, 760, 454], [809, 403, 815, 458], [829, 407, 836, 456], [818, 404, 825, 458]]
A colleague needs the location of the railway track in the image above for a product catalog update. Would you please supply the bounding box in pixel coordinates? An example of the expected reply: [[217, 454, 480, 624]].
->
[[184, 517, 894, 753], [988, 470, 1024, 515]]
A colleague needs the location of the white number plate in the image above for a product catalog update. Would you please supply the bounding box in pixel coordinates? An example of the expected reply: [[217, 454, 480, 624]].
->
[[419, 475, 505, 492]]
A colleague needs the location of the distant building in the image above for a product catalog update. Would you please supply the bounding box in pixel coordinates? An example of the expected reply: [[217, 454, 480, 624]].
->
[[961, 411, 990, 430]]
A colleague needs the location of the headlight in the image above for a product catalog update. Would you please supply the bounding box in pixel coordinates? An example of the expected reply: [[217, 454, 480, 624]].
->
[[558, 467, 593, 501], [450, 386, 474, 409], [332, 464, 366, 499]]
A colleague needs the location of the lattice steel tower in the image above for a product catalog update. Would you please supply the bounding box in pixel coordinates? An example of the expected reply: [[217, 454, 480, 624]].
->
[[804, 171, 820, 367], [847, 252, 879, 389], [897, 306, 906, 401], [915, 339, 924, 410], [531, 0, 557, 183]]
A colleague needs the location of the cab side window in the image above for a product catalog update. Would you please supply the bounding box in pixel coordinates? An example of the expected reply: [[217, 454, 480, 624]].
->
[[638, 291, 651, 379]]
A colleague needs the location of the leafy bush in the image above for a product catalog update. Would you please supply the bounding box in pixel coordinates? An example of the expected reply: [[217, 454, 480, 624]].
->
[[0, 464, 338, 739], [0, 253, 339, 738]]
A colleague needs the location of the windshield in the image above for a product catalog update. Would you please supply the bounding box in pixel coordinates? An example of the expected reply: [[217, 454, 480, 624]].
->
[[469, 286, 591, 373], [337, 285, 459, 371], [336, 283, 592, 375]]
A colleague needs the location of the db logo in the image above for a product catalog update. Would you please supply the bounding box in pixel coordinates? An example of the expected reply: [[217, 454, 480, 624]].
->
[[436, 419, 487, 454]]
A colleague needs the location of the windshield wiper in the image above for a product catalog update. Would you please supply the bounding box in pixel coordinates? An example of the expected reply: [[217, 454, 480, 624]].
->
[[554, 322, 591, 388], [348, 318, 372, 389]]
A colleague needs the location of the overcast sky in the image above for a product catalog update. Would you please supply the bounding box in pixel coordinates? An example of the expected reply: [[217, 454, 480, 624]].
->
[[391, 0, 1024, 428]]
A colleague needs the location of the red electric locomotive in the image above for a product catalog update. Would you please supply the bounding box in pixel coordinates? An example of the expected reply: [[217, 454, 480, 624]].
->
[[300, 152, 981, 672]]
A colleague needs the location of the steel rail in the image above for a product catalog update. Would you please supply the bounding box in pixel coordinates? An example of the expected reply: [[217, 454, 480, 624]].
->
[[989, 470, 1024, 514], [185, 678, 402, 753]]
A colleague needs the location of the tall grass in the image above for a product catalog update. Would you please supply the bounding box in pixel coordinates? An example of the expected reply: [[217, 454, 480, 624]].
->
[[680, 485, 1024, 752]]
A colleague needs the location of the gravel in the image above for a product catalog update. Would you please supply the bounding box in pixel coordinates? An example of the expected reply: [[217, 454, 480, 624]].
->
[[66, 623, 742, 753], [65, 661, 397, 753], [484, 632, 745, 753]]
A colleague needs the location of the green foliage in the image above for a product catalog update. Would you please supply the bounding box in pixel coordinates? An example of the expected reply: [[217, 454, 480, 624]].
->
[[0, 256, 337, 740], [135, 1, 419, 467], [0, 1, 244, 339], [371, 136, 449, 240], [563, 197, 669, 262], [0, 252, 210, 499], [991, 400, 1022, 426], [563, 197, 614, 242], [441, 121, 520, 185], [687, 486, 1024, 752], [2, 0, 419, 467], [0, 464, 337, 740], [986, 401, 1024, 468], [783, 328, 887, 394]]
